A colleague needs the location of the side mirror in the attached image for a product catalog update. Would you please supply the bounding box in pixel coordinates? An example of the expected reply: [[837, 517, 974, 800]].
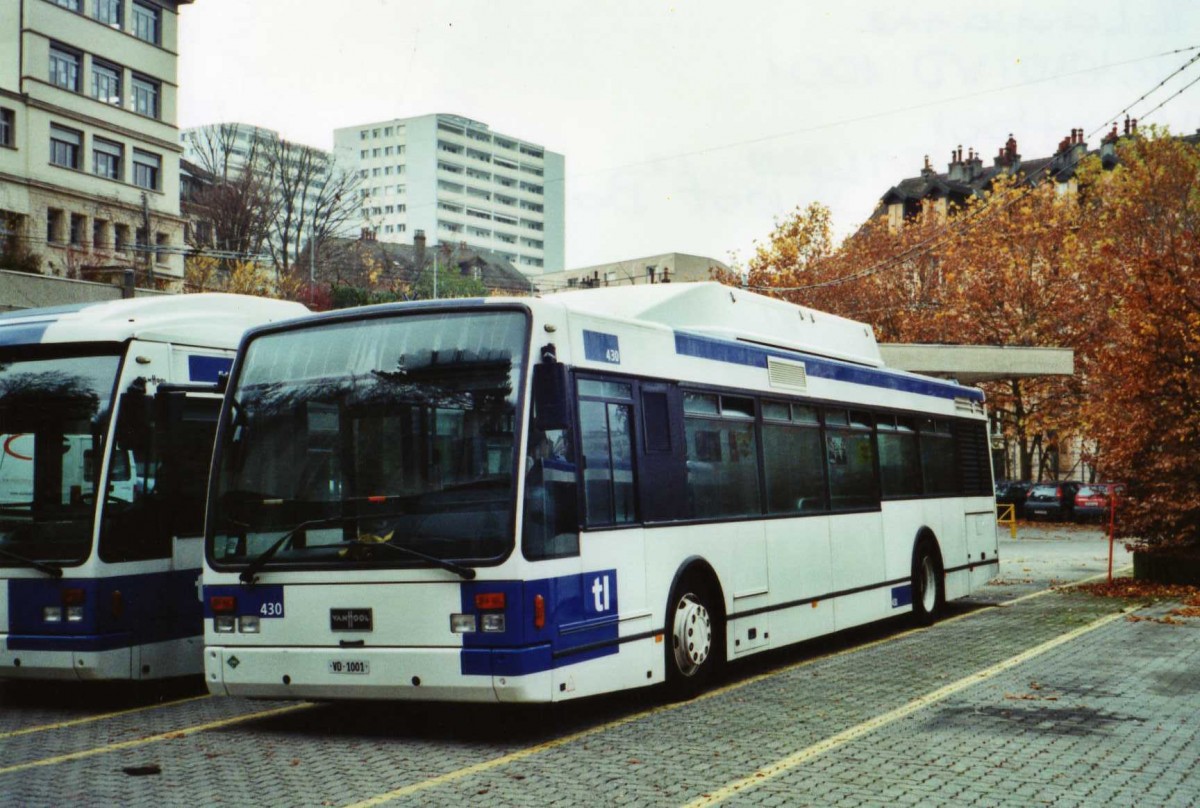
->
[[532, 362, 570, 431]]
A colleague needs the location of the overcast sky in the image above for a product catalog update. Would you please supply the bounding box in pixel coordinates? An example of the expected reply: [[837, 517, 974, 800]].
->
[[178, 0, 1198, 270]]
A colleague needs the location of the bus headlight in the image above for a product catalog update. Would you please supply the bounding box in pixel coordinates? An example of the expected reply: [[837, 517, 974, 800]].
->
[[481, 613, 506, 633], [238, 616, 260, 633], [214, 616, 236, 633], [43, 606, 62, 623], [450, 613, 476, 633], [66, 606, 85, 622]]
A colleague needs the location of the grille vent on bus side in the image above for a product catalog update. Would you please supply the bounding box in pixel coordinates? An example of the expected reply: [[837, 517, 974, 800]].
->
[[953, 420, 993, 496], [767, 357, 808, 392]]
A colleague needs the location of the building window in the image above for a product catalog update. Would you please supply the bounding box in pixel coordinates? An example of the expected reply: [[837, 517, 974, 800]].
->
[[91, 61, 122, 105], [46, 208, 65, 243], [155, 232, 169, 264], [0, 108, 13, 148], [49, 44, 80, 92], [93, 137, 123, 180], [132, 149, 160, 190], [94, 0, 122, 26], [52, 0, 81, 10], [131, 75, 160, 118], [49, 125, 82, 169], [93, 219, 110, 248], [359, 149, 367, 158], [132, 2, 161, 45], [360, 130, 367, 140], [384, 126, 393, 136], [69, 213, 86, 246], [114, 223, 130, 252]]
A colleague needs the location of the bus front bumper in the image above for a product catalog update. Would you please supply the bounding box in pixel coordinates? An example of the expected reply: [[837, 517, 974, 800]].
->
[[0, 634, 133, 680], [205, 645, 554, 703]]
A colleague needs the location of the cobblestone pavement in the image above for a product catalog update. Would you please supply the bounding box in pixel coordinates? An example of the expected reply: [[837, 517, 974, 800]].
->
[[2, 525, 1195, 807]]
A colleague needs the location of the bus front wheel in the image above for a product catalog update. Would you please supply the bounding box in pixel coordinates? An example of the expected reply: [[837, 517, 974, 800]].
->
[[912, 538, 945, 626], [665, 575, 721, 699]]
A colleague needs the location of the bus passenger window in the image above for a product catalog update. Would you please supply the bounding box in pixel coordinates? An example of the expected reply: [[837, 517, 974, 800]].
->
[[763, 404, 826, 513], [683, 393, 760, 519], [826, 409, 877, 511]]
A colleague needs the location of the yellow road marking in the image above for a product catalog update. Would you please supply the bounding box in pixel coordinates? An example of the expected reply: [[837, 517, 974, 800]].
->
[[0, 702, 312, 776], [342, 578, 1101, 807], [683, 606, 1133, 807], [0, 695, 211, 741]]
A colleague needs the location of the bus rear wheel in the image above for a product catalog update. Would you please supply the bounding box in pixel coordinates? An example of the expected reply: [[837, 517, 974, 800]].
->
[[912, 538, 945, 626], [665, 576, 720, 699]]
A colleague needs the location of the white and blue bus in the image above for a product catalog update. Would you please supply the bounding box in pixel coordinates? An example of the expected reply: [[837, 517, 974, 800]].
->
[[0, 294, 306, 681], [202, 283, 997, 702]]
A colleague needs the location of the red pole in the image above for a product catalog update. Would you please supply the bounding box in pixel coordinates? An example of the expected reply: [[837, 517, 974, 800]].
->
[[1107, 488, 1116, 584]]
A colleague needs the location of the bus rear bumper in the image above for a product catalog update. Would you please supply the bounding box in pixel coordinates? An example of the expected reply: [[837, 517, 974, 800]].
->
[[0, 636, 133, 680], [205, 645, 553, 703]]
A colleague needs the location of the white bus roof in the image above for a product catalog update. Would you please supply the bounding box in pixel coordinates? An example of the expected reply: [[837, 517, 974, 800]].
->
[[0, 294, 308, 350], [542, 282, 883, 367]]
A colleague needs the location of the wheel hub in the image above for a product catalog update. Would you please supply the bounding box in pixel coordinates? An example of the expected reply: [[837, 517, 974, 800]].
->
[[672, 594, 712, 677]]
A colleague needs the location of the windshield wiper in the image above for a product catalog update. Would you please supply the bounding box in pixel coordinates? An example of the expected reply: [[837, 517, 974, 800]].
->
[[0, 545, 63, 578], [237, 514, 477, 583], [239, 515, 341, 585], [362, 538, 476, 580]]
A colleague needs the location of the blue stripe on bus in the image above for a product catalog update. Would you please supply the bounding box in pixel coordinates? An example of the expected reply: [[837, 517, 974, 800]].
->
[[673, 331, 986, 403], [188, 355, 234, 383], [5, 570, 202, 652], [0, 322, 54, 346], [460, 570, 619, 676]]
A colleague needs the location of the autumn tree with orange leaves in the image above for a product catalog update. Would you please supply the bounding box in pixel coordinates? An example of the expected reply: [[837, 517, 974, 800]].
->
[[1078, 134, 1200, 549], [737, 131, 1200, 548]]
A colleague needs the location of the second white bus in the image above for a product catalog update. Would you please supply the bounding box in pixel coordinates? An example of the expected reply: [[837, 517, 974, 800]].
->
[[202, 283, 998, 702]]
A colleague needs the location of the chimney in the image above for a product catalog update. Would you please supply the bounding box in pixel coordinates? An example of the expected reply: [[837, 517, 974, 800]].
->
[[966, 147, 983, 180], [947, 146, 965, 182], [920, 154, 935, 178], [414, 228, 426, 269]]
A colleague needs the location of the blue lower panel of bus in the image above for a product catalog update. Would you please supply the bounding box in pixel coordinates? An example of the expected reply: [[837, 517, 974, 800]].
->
[[890, 584, 913, 608], [6, 570, 202, 652], [460, 570, 620, 676]]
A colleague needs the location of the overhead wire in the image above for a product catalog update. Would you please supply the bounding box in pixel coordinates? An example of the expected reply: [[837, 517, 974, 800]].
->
[[743, 45, 1200, 295]]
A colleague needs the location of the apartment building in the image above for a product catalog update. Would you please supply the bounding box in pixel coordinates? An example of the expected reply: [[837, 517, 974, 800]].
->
[[333, 113, 565, 275], [0, 0, 191, 286]]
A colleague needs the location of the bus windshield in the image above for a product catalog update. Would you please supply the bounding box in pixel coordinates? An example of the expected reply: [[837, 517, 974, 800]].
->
[[209, 309, 527, 571], [0, 347, 123, 566]]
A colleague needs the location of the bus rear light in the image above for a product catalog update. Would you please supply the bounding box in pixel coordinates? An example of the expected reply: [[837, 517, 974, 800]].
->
[[210, 595, 237, 614], [450, 613, 476, 633], [474, 592, 506, 610], [43, 606, 62, 623], [111, 590, 124, 618], [60, 587, 85, 606], [481, 613, 506, 633], [214, 616, 236, 633], [533, 594, 545, 630]]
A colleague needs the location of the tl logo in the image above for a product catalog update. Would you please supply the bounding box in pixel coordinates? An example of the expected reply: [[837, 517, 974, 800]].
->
[[590, 573, 613, 613]]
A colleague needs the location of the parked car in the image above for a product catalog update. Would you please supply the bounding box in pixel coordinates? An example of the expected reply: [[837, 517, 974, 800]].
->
[[994, 480, 1033, 515], [1023, 481, 1082, 521], [1073, 483, 1125, 521]]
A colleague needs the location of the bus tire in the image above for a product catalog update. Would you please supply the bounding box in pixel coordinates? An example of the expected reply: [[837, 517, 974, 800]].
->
[[665, 572, 722, 700], [912, 537, 945, 626]]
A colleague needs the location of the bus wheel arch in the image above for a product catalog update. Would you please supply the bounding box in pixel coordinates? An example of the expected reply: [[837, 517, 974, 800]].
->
[[664, 558, 725, 699], [911, 529, 946, 625]]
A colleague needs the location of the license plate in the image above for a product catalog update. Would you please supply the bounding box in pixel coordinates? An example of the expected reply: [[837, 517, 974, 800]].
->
[[328, 659, 369, 675], [330, 608, 373, 631]]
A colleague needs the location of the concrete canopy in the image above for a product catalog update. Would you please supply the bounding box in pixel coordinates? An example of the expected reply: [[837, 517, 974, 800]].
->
[[878, 344, 1074, 385]]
